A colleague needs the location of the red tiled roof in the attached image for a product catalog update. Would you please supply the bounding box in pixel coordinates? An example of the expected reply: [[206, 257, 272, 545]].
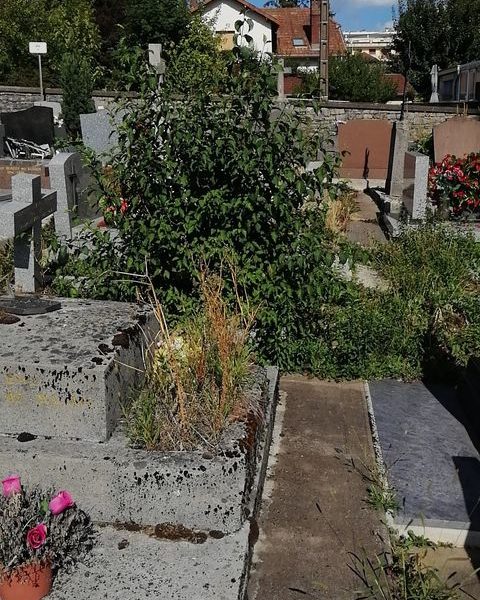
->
[[384, 73, 415, 97], [261, 7, 346, 57], [192, 0, 279, 25]]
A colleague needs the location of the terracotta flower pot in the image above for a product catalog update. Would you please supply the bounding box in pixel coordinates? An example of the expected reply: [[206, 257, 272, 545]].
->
[[0, 562, 52, 600]]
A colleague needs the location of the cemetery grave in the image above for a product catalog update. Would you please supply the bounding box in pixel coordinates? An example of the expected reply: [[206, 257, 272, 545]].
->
[[368, 377, 480, 547], [368, 116, 480, 240], [0, 165, 280, 599]]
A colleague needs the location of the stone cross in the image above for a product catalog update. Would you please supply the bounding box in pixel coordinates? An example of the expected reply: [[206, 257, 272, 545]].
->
[[49, 152, 84, 240], [0, 174, 57, 293]]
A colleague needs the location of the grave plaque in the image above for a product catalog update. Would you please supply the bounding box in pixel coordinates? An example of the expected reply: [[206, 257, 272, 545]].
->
[[338, 119, 394, 180], [434, 117, 480, 163], [0, 296, 61, 315], [80, 110, 124, 157], [0, 106, 55, 146]]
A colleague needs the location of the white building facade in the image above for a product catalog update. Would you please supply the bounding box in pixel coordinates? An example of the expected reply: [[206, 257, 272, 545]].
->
[[197, 0, 274, 54], [343, 29, 395, 61]]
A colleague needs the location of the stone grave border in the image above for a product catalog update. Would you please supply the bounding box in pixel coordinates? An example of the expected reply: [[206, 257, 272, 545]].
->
[[0, 365, 279, 534]]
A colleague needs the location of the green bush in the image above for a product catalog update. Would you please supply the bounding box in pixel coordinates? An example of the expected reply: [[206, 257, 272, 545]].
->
[[328, 54, 397, 103], [373, 224, 480, 377], [50, 23, 480, 382], [59, 50, 95, 137]]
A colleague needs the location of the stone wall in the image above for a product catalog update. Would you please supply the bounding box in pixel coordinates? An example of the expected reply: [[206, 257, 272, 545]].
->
[[284, 99, 480, 142], [1, 85, 478, 142], [0, 158, 50, 189], [0, 86, 136, 113]]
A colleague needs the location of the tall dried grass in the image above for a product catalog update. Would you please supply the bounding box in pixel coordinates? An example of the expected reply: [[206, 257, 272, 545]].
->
[[125, 271, 259, 451], [324, 189, 358, 234]]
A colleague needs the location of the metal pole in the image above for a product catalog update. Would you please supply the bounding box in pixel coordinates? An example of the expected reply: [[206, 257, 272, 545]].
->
[[38, 55, 43, 101]]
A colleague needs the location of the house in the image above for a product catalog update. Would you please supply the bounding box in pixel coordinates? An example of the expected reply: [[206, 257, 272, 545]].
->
[[191, 0, 346, 70]]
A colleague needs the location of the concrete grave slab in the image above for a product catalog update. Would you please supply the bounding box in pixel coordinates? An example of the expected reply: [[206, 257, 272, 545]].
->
[[0, 366, 279, 531], [338, 119, 393, 180], [368, 379, 480, 545], [0, 298, 155, 442], [49, 524, 249, 600], [434, 117, 480, 163]]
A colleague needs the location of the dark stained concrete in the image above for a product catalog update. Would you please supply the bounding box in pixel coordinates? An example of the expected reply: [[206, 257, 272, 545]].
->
[[248, 378, 384, 600]]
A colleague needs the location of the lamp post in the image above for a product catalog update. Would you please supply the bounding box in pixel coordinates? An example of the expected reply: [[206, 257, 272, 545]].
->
[[29, 42, 47, 101]]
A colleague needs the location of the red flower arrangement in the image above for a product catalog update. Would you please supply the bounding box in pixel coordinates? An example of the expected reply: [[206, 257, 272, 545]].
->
[[428, 153, 480, 218]]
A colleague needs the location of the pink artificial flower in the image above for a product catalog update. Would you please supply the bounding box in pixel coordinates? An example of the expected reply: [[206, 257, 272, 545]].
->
[[1, 474, 21, 497], [26, 523, 47, 550], [49, 491, 75, 515]]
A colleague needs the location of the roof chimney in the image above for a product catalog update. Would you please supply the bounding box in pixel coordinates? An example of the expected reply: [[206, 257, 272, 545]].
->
[[311, 0, 321, 47]]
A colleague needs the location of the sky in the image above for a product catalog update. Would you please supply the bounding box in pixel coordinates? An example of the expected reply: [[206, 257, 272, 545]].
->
[[250, 0, 396, 32]]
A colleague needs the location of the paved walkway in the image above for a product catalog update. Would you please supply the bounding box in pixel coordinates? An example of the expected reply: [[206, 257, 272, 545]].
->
[[248, 377, 384, 600], [346, 190, 386, 247]]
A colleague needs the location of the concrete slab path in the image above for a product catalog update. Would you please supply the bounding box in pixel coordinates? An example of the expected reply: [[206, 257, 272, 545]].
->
[[248, 377, 384, 600], [346, 191, 386, 247]]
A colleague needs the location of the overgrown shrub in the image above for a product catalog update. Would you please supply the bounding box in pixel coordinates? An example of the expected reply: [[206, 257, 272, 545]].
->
[[59, 50, 95, 137], [294, 55, 397, 101], [373, 224, 480, 376], [49, 23, 480, 382], [125, 273, 257, 451]]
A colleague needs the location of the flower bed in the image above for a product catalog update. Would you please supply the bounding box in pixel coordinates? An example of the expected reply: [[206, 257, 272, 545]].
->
[[428, 152, 480, 218]]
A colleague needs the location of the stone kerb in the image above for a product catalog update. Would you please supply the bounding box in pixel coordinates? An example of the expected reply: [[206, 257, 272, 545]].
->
[[0, 365, 279, 532]]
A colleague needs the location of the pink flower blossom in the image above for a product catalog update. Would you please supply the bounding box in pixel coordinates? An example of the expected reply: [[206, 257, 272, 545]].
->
[[26, 523, 47, 550], [49, 491, 75, 515], [2, 474, 21, 497], [120, 198, 129, 215]]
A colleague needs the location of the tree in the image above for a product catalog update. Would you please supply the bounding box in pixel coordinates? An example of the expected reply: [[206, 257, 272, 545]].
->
[[393, 0, 480, 99], [166, 16, 227, 96], [123, 0, 189, 48], [0, 0, 99, 86], [328, 54, 397, 102], [59, 51, 95, 137]]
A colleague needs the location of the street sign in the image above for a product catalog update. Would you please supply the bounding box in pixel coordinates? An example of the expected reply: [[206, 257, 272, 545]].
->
[[29, 42, 47, 55]]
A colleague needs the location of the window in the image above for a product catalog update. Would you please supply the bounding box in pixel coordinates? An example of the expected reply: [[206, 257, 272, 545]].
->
[[292, 38, 306, 47]]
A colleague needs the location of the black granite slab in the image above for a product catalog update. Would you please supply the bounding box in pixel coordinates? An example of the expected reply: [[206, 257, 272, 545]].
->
[[369, 380, 480, 530]]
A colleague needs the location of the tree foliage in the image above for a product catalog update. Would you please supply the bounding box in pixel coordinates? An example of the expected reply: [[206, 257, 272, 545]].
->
[[294, 55, 397, 101], [0, 0, 99, 85], [393, 0, 480, 98], [166, 16, 228, 96], [59, 51, 95, 137], [322, 54, 396, 102]]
